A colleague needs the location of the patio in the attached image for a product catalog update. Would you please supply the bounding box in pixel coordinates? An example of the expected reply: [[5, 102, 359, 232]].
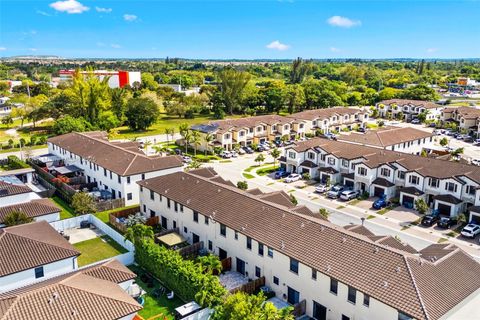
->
[[64, 226, 105, 244], [219, 271, 249, 291]]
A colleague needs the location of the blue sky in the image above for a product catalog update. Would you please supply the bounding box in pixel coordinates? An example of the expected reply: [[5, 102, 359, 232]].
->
[[0, 0, 479, 59]]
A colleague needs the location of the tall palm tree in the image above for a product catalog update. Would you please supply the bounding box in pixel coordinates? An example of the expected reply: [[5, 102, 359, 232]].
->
[[198, 254, 222, 275], [192, 130, 201, 156], [204, 133, 214, 155], [184, 130, 192, 154]]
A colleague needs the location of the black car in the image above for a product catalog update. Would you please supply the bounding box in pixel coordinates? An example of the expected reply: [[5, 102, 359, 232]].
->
[[242, 146, 254, 154], [437, 216, 457, 229], [357, 127, 366, 133], [421, 215, 439, 226]]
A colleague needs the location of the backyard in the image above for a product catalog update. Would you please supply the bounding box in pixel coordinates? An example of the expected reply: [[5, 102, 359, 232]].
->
[[73, 235, 128, 266], [129, 265, 184, 320]]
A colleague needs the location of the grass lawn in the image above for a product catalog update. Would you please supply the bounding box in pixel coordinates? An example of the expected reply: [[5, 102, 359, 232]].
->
[[52, 196, 75, 220], [0, 121, 53, 144], [128, 265, 184, 320], [111, 113, 244, 140], [242, 173, 254, 179], [74, 235, 128, 267], [256, 165, 276, 176], [0, 144, 47, 154]]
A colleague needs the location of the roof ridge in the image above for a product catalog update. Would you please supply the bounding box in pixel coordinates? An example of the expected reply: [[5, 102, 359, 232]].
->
[[76, 132, 150, 160], [122, 153, 138, 176], [404, 256, 431, 320], [6, 230, 79, 256]]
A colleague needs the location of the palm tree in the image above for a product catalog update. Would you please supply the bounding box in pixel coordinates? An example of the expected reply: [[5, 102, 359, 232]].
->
[[198, 254, 223, 275], [270, 148, 281, 169], [165, 127, 175, 146], [184, 130, 192, 154], [204, 133, 214, 155], [192, 130, 201, 156]]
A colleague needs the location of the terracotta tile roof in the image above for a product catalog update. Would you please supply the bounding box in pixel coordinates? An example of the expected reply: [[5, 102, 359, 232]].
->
[[48, 132, 183, 176], [338, 127, 433, 148], [139, 171, 480, 319], [0, 221, 79, 277], [372, 177, 395, 188], [0, 260, 141, 320], [289, 138, 480, 184], [400, 187, 425, 196], [207, 115, 290, 133], [189, 167, 219, 179], [246, 188, 264, 196], [80, 259, 136, 284], [0, 181, 32, 198], [289, 107, 366, 121], [209, 176, 235, 187], [379, 99, 441, 110], [375, 236, 418, 254], [343, 224, 375, 237], [443, 106, 480, 119], [0, 199, 60, 224], [300, 160, 317, 168], [433, 194, 462, 205], [258, 191, 295, 208]]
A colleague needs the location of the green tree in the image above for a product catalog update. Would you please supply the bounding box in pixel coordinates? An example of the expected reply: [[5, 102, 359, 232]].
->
[[191, 130, 201, 156], [197, 254, 222, 275], [416, 111, 429, 123], [52, 115, 91, 135], [415, 198, 428, 215], [450, 147, 464, 158], [285, 84, 305, 114], [255, 153, 265, 166], [71, 192, 97, 215], [1, 115, 13, 128], [97, 111, 120, 131], [125, 97, 159, 131], [217, 68, 251, 114], [204, 133, 214, 155], [261, 80, 286, 113], [401, 84, 439, 101], [420, 149, 428, 157], [270, 148, 281, 169], [3, 210, 34, 227], [290, 57, 310, 84], [124, 224, 154, 246], [318, 208, 330, 220], [237, 180, 248, 190], [439, 137, 449, 147], [290, 194, 298, 206]]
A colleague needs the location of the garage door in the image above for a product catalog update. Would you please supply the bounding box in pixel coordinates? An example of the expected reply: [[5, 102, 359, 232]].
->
[[374, 187, 385, 198], [470, 214, 480, 225], [344, 180, 354, 188], [437, 203, 452, 216], [402, 195, 414, 208]]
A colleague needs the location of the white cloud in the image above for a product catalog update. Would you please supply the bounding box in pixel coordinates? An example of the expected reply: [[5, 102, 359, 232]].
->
[[110, 44, 121, 49], [29, 48, 38, 52], [327, 16, 361, 28], [36, 10, 51, 16], [266, 40, 290, 51], [0, 47, 6, 51], [95, 7, 112, 13], [426, 48, 438, 53], [330, 47, 342, 53], [123, 14, 137, 22], [49, 0, 89, 14]]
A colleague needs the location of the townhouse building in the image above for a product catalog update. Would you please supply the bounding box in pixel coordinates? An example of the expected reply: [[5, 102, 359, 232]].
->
[[137, 169, 480, 320], [191, 107, 369, 152], [0, 198, 61, 227], [0, 259, 142, 320], [47, 131, 183, 205], [281, 138, 480, 218], [337, 126, 435, 155], [0, 221, 80, 293], [375, 99, 443, 121], [441, 106, 480, 137]]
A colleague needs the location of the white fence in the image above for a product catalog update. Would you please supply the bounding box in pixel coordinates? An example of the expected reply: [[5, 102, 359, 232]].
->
[[49, 214, 135, 264]]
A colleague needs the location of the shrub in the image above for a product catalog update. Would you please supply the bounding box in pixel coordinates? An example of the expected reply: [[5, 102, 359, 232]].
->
[[4, 211, 33, 227], [415, 198, 428, 215], [237, 180, 248, 190], [7, 155, 30, 169], [302, 172, 311, 180]]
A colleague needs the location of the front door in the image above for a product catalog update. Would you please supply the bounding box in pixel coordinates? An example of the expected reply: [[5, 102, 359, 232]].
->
[[287, 286, 300, 305], [312, 301, 327, 320], [161, 216, 167, 229], [192, 233, 200, 244], [236, 258, 245, 275]]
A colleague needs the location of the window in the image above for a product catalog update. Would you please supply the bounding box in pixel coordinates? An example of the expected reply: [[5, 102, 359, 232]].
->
[[429, 178, 439, 188], [239, 130, 245, 137], [358, 167, 367, 176], [167, 199, 171, 209], [398, 312, 413, 320], [246, 237, 252, 250], [342, 159, 348, 167], [307, 152, 315, 160], [220, 224, 226, 237], [398, 171, 405, 179], [255, 266, 261, 278], [311, 268, 317, 280], [363, 294, 370, 307], [381, 168, 390, 177], [180, 204, 184, 212], [327, 158, 335, 166], [208, 240, 213, 251], [320, 154, 326, 161], [467, 185, 476, 195], [150, 210, 155, 218], [273, 276, 279, 285], [409, 175, 419, 185], [118, 175, 121, 183], [141, 173, 145, 180], [127, 176, 131, 184], [288, 151, 296, 159], [34, 266, 44, 279], [299, 123, 304, 129], [342, 316, 350, 320], [174, 202, 178, 212], [150, 190, 155, 200], [140, 186, 143, 192], [284, 125, 289, 130], [234, 231, 238, 240], [127, 193, 132, 200], [224, 133, 230, 139], [109, 171, 112, 179], [348, 286, 356, 304], [290, 258, 299, 274], [445, 182, 457, 192], [184, 226, 188, 233], [249, 128, 253, 133], [258, 243, 264, 256], [143, 204, 146, 212], [256, 126, 262, 132], [193, 211, 199, 222], [330, 279, 338, 295], [204, 216, 209, 225], [268, 247, 274, 258], [104, 168, 107, 177]]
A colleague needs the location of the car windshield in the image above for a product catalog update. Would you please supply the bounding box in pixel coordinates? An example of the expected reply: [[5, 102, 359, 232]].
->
[[332, 186, 341, 191]]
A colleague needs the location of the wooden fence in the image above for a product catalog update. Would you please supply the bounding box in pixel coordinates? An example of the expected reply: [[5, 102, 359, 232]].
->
[[292, 299, 307, 317], [96, 198, 126, 212], [178, 241, 204, 259], [108, 206, 141, 233], [231, 276, 265, 294], [221, 257, 232, 272]]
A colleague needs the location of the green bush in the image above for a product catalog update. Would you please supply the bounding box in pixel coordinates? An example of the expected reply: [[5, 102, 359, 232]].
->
[[6, 155, 30, 169], [135, 239, 226, 307]]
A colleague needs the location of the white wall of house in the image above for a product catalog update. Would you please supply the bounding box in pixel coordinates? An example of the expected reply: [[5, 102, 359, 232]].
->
[[0, 257, 77, 293], [0, 191, 40, 207], [139, 188, 403, 320]]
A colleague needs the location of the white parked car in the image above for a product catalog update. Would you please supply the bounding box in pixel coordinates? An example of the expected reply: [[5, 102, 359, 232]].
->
[[315, 184, 329, 193], [461, 224, 480, 238], [339, 190, 359, 201], [284, 173, 301, 183], [471, 159, 480, 166], [220, 151, 232, 159], [230, 151, 238, 158]]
